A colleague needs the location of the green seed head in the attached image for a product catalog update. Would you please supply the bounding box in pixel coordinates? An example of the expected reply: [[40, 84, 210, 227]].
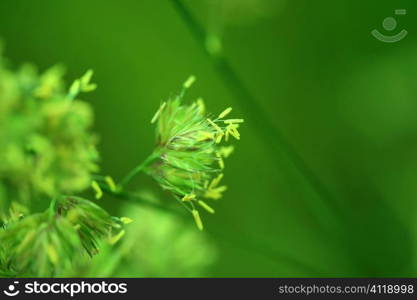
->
[[56, 196, 122, 256], [0, 211, 82, 276], [148, 77, 244, 229]]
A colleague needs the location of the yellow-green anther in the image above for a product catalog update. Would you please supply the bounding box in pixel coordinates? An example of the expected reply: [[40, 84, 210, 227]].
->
[[215, 151, 223, 168], [207, 118, 223, 133], [79, 69, 97, 92], [91, 180, 103, 199], [198, 200, 215, 214], [224, 118, 244, 124], [204, 185, 227, 200], [227, 124, 240, 140], [218, 157, 224, 169], [82, 82, 97, 92], [232, 127, 241, 139], [182, 193, 196, 202], [196, 98, 205, 114], [80, 69, 93, 86], [219, 146, 234, 158], [218, 107, 232, 119], [210, 173, 224, 188], [215, 132, 224, 144], [105, 176, 117, 192], [68, 69, 96, 97], [120, 217, 133, 224], [151, 102, 166, 124], [109, 230, 126, 245], [197, 131, 214, 141], [183, 75, 196, 89], [192, 209, 204, 231], [69, 79, 80, 96]]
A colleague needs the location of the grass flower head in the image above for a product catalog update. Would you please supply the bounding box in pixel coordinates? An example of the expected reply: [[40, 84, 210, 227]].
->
[[148, 77, 244, 229]]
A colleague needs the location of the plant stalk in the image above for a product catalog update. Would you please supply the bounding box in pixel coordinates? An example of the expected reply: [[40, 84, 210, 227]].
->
[[118, 152, 160, 189]]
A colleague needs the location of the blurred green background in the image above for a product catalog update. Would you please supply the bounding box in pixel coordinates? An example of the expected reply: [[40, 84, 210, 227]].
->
[[1, 0, 417, 277]]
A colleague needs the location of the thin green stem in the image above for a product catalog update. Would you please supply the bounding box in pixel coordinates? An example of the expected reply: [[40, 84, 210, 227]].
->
[[99, 183, 181, 216], [118, 152, 160, 189]]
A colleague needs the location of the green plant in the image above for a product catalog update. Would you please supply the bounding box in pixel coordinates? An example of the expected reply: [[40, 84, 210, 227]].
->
[[0, 52, 243, 277]]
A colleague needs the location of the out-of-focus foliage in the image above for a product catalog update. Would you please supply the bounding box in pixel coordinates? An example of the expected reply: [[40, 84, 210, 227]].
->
[[72, 198, 217, 277], [0, 52, 124, 277], [0, 56, 98, 214]]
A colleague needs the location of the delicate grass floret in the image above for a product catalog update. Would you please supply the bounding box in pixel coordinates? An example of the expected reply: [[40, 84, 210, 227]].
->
[[147, 76, 244, 229]]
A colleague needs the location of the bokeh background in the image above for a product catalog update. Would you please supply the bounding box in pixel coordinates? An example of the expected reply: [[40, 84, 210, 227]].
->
[[1, 0, 417, 277]]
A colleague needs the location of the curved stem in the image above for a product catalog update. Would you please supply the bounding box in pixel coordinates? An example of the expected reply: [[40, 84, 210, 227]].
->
[[118, 152, 160, 189], [100, 184, 182, 216]]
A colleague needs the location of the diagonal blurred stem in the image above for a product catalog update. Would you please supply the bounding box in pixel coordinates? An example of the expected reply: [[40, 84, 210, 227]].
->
[[170, 0, 341, 229]]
